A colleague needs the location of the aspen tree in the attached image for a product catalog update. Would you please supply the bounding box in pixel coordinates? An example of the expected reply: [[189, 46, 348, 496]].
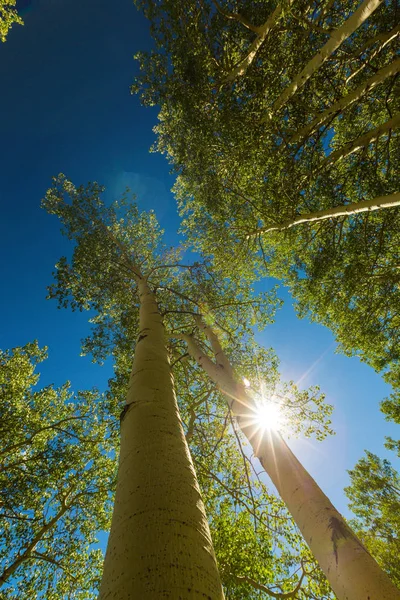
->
[[43, 176, 224, 600], [44, 175, 340, 598], [176, 319, 400, 600]]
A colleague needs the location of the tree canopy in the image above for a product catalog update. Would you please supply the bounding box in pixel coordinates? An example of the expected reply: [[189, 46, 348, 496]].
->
[[3, 1, 400, 595], [40, 174, 344, 598], [0, 341, 115, 598], [131, 0, 400, 434]]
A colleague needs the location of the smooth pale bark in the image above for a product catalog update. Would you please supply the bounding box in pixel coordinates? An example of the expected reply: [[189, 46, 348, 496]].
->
[[180, 324, 400, 600], [247, 192, 400, 237], [289, 58, 400, 143], [321, 113, 400, 168], [269, 0, 383, 114], [99, 279, 224, 600], [224, 2, 292, 83]]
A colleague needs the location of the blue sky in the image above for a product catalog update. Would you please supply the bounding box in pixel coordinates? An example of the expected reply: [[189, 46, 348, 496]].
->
[[1, 0, 398, 530]]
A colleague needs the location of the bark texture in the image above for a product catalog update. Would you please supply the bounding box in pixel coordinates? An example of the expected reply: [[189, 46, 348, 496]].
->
[[99, 280, 224, 600], [256, 431, 400, 600], [182, 324, 400, 600]]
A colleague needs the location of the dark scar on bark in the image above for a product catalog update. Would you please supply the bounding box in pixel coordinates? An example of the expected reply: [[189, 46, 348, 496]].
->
[[329, 516, 356, 565], [137, 328, 150, 343], [120, 403, 133, 424]]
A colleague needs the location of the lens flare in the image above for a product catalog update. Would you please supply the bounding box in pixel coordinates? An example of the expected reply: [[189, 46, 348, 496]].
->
[[255, 400, 283, 432]]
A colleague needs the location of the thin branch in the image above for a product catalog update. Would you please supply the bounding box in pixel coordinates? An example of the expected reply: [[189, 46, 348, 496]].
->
[[223, 2, 292, 82], [321, 114, 400, 168], [228, 568, 305, 598], [29, 552, 78, 581], [228, 411, 258, 532], [211, 0, 259, 32]]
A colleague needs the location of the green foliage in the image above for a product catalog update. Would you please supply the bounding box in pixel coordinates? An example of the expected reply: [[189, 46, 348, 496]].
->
[[131, 0, 400, 436], [345, 451, 400, 588], [0, 0, 23, 42], [43, 174, 333, 443], [43, 175, 337, 597], [0, 342, 116, 598]]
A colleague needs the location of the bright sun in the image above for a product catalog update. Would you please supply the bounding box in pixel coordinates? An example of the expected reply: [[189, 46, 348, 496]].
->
[[255, 401, 283, 432]]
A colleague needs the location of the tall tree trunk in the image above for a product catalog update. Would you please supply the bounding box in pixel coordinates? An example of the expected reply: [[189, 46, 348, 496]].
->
[[270, 0, 383, 114], [289, 58, 400, 143], [256, 431, 400, 600], [246, 192, 400, 237], [99, 279, 224, 600], [180, 324, 400, 600]]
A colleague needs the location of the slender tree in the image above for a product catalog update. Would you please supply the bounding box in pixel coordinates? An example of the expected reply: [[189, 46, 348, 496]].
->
[[43, 176, 230, 599], [175, 317, 400, 600]]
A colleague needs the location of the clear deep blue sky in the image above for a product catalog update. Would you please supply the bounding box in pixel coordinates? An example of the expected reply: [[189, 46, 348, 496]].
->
[[1, 0, 398, 518]]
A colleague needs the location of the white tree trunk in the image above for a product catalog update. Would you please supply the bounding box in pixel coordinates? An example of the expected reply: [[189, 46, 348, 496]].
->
[[247, 192, 400, 237], [257, 430, 400, 600], [271, 0, 383, 113], [99, 280, 224, 599], [289, 58, 400, 143], [181, 326, 400, 600]]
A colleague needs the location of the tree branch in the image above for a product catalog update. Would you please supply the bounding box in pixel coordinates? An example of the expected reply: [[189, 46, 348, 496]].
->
[[269, 0, 383, 114], [228, 569, 305, 598], [29, 552, 78, 581], [224, 2, 292, 82], [289, 58, 400, 144], [211, 0, 259, 32], [246, 193, 400, 237], [321, 114, 400, 168]]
